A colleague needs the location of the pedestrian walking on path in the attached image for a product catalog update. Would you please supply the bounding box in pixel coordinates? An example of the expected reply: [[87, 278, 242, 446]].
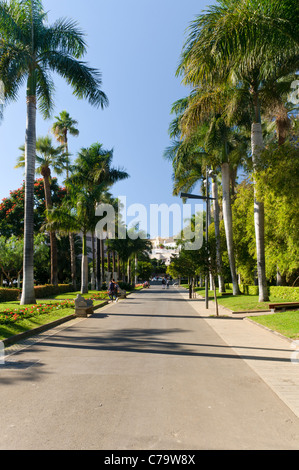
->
[[108, 278, 118, 302]]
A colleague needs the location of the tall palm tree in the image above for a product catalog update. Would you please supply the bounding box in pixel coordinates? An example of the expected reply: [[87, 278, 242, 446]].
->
[[67, 143, 129, 293], [51, 110, 79, 178], [16, 135, 67, 285], [51, 110, 79, 289], [165, 89, 248, 295], [0, 0, 108, 304], [176, 0, 299, 301]]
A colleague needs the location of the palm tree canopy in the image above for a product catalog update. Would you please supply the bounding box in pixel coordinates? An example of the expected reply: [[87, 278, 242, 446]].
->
[[70, 143, 129, 191], [51, 110, 79, 144], [0, 0, 108, 117], [16, 135, 68, 176], [177, 0, 299, 88]]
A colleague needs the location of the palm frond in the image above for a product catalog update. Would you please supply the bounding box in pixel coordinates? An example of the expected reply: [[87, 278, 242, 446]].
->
[[42, 17, 87, 59], [43, 50, 108, 108], [35, 63, 55, 118]]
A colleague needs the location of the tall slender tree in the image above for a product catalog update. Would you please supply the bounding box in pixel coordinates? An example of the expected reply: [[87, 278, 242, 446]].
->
[[0, 0, 108, 304], [165, 89, 249, 295], [177, 0, 299, 301], [51, 110, 79, 288], [51, 110, 79, 178], [16, 136, 67, 285], [67, 143, 129, 293]]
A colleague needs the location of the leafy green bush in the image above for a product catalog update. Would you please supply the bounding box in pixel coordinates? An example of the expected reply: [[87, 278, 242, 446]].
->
[[117, 281, 134, 291], [240, 284, 299, 301], [0, 288, 20, 302], [34, 284, 74, 299], [269, 286, 299, 301], [240, 284, 259, 295]]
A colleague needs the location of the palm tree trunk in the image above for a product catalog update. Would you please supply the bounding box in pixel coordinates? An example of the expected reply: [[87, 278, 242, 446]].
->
[[251, 122, 269, 302], [20, 95, 37, 305], [42, 169, 58, 286], [107, 249, 111, 276], [91, 232, 96, 290], [221, 162, 240, 295], [100, 238, 105, 286], [134, 254, 138, 285], [69, 233, 76, 290], [49, 231, 58, 286], [112, 250, 116, 277], [81, 232, 88, 294], [117, 253, 120, 280], [211, 176, 225, 293], [96, 238, 101, 289], [62, 138, 77, 291]]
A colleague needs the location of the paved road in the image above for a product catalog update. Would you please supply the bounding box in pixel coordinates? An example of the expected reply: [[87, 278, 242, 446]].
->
[[1, 286, 299, 450]]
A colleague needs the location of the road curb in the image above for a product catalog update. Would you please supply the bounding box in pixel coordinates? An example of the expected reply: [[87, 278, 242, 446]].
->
[[245, 317, 295, 344]]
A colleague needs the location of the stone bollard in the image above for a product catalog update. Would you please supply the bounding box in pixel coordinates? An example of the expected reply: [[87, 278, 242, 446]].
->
[[75, 294, 94, 317], [118, 289, 127, 299]]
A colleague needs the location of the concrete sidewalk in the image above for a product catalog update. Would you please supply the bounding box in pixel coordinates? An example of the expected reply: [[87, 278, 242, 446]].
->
[[1, 285, 299, 450], [179, 288, 299, 419]]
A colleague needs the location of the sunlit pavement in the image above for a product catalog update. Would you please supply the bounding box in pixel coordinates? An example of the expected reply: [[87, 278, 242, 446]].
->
[[1, 285, 299, 450]]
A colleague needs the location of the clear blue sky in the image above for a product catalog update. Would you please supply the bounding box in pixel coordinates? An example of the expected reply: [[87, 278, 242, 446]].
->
[[0, 0, 211, 237]]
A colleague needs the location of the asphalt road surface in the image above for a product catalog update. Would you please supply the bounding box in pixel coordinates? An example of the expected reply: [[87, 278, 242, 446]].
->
[[0, 286, 299, 450]]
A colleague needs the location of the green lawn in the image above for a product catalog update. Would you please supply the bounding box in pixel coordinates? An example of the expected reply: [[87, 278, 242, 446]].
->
[[250, 311, 299, 340], [182, 284, 299, 340], [185, 285, 295, 311], [0, 307, 75, 341], [0, 299, 66, 312], [0, 291, 110, 342], [0, 288, 139, 342]]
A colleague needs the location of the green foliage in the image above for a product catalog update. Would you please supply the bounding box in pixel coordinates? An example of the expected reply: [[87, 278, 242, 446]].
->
[[232, 160, 299, 285], [239, 285, 299, 301], [231, 180, 256, 283], [0, 0, 108, 114], [0, 235, 23, 282], [255, 141, 299, 282], [0, 288, 20, 302], [0, 299, 75, 327], [269, 286, 299, 302], [34, 284, 74, 299], [117, 281, 134, 291], [136, 261, 153, 281], [251, 311, 299, 340], [0, 179, 66, 237], [0, 233, 49, 284]]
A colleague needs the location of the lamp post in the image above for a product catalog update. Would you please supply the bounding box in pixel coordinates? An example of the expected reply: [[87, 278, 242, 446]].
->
[[180, 167, 215, 309]]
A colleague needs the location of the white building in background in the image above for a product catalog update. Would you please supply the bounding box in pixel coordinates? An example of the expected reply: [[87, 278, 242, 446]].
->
[[149, 236, 180, 266], [79, 233, 181, 268]]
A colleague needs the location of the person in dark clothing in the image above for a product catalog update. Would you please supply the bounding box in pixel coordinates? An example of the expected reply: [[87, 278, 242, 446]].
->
[[108, 279, 118, 302]]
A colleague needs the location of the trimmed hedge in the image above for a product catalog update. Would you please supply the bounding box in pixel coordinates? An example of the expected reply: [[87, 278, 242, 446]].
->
[[240, 284, 259, 295], [0, 288, 20, 302], [240, 284, 299, 301], [269, 286, 299, 301], [34, 284, 74, 299], [0, 284, 74, 303]]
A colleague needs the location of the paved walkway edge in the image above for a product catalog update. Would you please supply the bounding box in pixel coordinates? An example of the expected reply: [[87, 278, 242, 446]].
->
[[177, 288, 299, 419]]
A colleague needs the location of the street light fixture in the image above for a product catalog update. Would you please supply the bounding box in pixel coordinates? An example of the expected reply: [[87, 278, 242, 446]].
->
[[180, 167, 215, 309]]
